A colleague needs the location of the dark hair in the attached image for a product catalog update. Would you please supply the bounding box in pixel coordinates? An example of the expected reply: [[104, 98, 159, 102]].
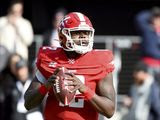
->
[[7, 53, 23, 66], [134, 61, 148, 73], [55, 8, 67, 15], [8, 0, 23, 13], [151, 7, 160, 18], [52, 8, 67, 20]]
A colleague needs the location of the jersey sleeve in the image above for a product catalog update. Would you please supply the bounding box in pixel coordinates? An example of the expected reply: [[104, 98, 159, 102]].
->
[[104, 50, 115, 74], [35, 47, 47, 84], [96, 50, 114, 76], [90, 50, 115, 80], [35, 46, 59, 83]]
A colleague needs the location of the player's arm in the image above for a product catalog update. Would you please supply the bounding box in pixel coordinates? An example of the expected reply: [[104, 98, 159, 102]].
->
[[67, 72, 115, 118], [90, 72, 115, 118], [24, 72, 59, 110], [24, 77, 44, 110]]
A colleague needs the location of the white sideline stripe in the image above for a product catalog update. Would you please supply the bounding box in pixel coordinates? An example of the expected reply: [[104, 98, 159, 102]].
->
[[36, 70, 46, 84]]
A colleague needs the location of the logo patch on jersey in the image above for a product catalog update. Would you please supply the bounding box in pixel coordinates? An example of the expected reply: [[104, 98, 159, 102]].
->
[[49, 61, 57, 67], [68, 59, 75, 64]]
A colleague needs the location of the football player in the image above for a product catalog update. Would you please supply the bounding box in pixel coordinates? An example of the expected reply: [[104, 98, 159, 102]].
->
[[24, 12, 116, 120]]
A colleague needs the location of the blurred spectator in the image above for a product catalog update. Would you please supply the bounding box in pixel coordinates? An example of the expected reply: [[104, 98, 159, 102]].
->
[[135, 7, 160, 84], [42, 8, 67, 48], [0, 0, 34, 60], [0, 53, 23, 120], [0, 55, 43, 120], [123, 61, 160, 120], [10, 59, 43, 120]]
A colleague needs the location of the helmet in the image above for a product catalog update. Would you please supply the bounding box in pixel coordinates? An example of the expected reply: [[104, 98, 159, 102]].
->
[[58, 12, 95, 54]]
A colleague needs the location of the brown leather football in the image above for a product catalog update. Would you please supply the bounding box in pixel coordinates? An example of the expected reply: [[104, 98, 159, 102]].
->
[[52, 67, 75, 106]]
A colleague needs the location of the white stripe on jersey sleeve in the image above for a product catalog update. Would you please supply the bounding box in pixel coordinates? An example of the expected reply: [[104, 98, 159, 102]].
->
[[36, 70, 46, 84]]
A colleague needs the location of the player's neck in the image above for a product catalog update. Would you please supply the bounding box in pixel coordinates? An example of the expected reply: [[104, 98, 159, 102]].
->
[[65, 51, 81, 59]]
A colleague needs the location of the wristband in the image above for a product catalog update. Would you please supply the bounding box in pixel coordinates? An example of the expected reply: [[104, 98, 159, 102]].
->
[[83, 87, 95, 100], [38, 85, 48, 95]]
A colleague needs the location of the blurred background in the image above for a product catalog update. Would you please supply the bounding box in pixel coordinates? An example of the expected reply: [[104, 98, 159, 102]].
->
[[0, 0, 160, 120], [1, 0, 160, 35]]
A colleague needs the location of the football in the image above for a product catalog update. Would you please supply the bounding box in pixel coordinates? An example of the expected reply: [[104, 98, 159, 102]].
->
[[53, 67, 75, 106]]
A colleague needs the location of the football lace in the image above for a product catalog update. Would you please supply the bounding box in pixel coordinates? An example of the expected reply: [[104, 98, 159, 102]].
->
[[55, 79, 60, 93]]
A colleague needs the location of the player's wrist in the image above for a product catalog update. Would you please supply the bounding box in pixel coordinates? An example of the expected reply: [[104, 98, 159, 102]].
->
[[83, 87, 95, 100], [38, 85, 48, 96]]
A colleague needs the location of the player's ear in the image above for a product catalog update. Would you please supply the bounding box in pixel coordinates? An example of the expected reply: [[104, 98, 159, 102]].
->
[[58, 32, 67, 47]]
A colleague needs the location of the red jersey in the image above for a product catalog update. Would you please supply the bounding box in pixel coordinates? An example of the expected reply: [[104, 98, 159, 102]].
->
[[36, 47, 114, 120]]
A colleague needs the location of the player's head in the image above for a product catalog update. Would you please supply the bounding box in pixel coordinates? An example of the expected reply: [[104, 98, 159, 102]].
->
[[58, 12, 95, 54]]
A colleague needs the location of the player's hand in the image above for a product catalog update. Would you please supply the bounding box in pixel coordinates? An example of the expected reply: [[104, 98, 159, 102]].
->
[[44, 68, 60, 90], [65, 73, 87, 93]]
